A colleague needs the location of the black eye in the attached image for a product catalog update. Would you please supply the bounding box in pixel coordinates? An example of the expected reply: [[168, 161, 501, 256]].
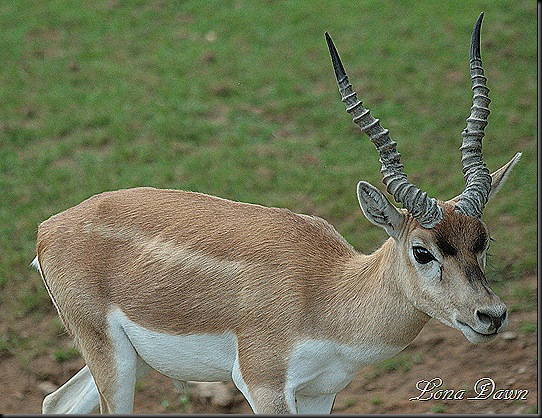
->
[[413, 246, 435, 264]]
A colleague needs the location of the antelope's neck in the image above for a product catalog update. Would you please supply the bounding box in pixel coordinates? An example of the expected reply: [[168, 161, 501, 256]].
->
[[318, 238, 430, 348]]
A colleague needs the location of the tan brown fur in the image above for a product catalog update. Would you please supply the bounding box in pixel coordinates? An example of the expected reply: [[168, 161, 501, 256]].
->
[[38, 188, 357, 336]]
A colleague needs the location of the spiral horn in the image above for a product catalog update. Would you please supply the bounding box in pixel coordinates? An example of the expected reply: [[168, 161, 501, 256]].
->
[[325, 32, 443, 228], [454, 12, 492, 218]]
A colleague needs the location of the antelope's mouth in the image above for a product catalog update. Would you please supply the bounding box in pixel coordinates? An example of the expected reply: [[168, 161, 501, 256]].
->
[[455, 320, 498, 344]]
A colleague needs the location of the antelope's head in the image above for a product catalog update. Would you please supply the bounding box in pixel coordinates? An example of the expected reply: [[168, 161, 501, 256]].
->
[[327, 13, 520, 343]]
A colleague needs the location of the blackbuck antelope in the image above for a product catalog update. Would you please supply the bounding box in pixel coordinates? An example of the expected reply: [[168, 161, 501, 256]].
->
[[35, 13, 520, 414]]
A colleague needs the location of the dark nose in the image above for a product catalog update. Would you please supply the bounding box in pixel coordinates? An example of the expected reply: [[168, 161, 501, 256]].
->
[[475, 306, 507, 332]]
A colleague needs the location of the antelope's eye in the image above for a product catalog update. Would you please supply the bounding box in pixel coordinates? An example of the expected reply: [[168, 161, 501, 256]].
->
[[413, 246, 435, 264]]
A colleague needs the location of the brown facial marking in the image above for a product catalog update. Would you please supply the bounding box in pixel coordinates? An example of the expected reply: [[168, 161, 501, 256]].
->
[[432, 205, 488, 258], [465, 262, 492, 294], [430, 204, 492, 293], [472, 229, 489, 253], [435, 234, 458, 257]]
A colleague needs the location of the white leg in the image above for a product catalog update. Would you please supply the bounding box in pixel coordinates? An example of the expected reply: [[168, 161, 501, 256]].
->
[[42, 365, 100, 414], [98, 321, 139, 413], [232, 359, 257, 412], [296, 394, 336, 414], [42, 355, 153, 414]]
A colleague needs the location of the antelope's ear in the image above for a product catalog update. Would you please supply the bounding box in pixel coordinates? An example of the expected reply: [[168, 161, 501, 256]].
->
[[448, 152, 521, 204], [487, 152, 521, 198], [357, 181, 404, 239]]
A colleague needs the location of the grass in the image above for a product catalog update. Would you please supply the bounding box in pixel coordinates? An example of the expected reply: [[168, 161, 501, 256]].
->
[[509, 284, 537, 312], [519, 322, 537, 334], [432, 404, 447, 413], [0, 330, 23, 359], [377, 352, 424, 375], [0, 0, 537, 329], [52, 346, 80, 363], [370, 397, 382, 406], [364, 352, 423, 380]]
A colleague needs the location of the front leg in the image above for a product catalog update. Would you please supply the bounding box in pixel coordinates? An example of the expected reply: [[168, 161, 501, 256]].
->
[[296, 394, 336, 414], [231, 339, 296, 414], [249, 386, 296, 414], [232, 358, 296, 414]]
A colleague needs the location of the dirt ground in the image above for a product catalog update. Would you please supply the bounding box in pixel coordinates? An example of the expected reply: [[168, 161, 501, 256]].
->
[[1, 274, 537, 415]]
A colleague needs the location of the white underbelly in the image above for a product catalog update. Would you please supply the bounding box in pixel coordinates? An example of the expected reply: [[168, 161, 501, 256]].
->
[[109, 309, 237, 382]]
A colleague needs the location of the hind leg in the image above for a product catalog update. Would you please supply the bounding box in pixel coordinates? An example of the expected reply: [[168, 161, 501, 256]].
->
[[43, 356, 153, 414], [42, 365, 100, 413], [71, 318, 140, 413]]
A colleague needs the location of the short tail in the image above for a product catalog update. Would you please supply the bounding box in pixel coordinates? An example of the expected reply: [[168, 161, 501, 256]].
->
[[32, 255, 71, 334], [31, 255, 40, 271]]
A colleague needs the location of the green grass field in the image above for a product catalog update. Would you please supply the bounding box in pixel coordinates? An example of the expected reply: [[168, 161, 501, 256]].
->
[[0, 0, 536, 303]]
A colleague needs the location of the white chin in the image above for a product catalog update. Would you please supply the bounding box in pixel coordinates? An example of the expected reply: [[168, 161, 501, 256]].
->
[[455, 321, 497, 344]]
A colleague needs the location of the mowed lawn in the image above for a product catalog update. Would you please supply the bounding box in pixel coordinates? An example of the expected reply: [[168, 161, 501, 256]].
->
[[0, 0, 536, 357]]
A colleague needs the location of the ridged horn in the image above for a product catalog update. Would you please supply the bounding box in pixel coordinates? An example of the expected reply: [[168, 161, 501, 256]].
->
[[325, 32, 443, 228], [454, 12, 492, 218]]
